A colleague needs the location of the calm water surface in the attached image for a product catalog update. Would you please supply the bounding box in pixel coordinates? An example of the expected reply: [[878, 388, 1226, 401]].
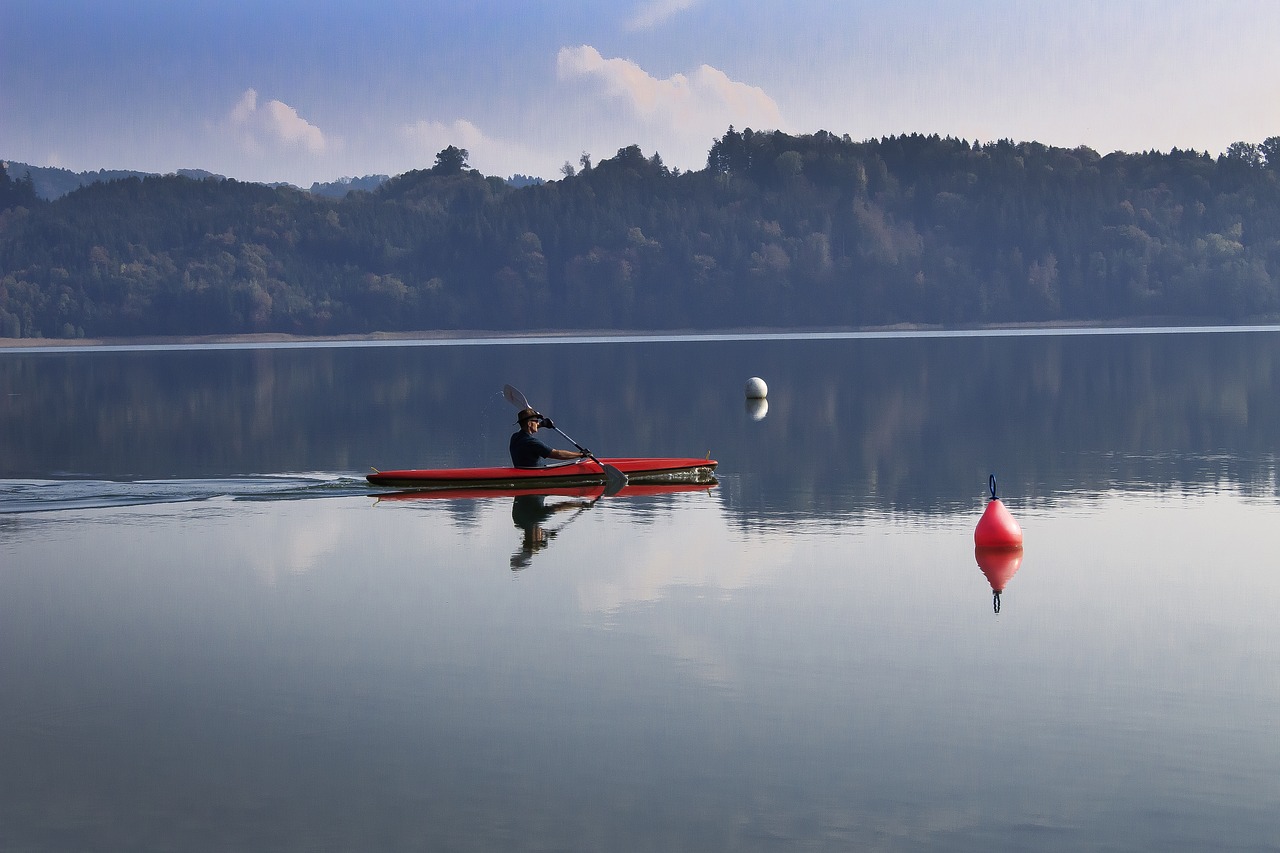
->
[[2, 330, 1279, 851]]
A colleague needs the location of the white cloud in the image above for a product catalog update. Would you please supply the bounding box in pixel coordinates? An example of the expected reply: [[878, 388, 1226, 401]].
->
[[556, 45, 784, 133], [625, 0, 701, 31], [230, 88, 258, 125], [401, 117, 489, 155], [227, 88, 329, 157]]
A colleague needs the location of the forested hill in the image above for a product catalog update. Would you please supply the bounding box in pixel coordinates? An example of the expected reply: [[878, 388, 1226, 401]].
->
[[3, 130, 1280, 340]]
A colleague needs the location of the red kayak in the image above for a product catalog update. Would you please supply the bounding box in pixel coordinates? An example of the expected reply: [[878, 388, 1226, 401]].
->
[[366, 457, 717, 490]]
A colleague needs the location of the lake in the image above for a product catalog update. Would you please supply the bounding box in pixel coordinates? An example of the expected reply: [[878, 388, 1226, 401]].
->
[[2, 328, 1279, 851]]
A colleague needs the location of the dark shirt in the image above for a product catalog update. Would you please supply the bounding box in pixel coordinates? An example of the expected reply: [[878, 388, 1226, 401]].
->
[[510, 430, 554, 467]]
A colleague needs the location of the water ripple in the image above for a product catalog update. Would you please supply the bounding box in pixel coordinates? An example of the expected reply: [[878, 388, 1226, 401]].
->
[[0, 475, 373, 514]]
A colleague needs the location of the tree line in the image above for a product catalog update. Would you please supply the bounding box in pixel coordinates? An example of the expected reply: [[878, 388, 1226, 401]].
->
[[3, 131, 1280, 339]]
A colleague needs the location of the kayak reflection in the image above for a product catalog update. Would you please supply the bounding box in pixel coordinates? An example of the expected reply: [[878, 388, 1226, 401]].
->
[[510, 493, 596, 571], [373, 480, 718, 570]]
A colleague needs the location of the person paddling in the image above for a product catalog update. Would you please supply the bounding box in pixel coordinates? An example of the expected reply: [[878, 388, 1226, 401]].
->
[[509, 407, 589, 468]]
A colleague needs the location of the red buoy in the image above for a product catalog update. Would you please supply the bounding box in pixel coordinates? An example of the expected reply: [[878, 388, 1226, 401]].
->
[[974, 474, 1023, 549]]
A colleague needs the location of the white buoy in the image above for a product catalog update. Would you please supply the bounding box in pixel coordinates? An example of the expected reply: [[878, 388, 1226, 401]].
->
[[745, 377, 768, 399]]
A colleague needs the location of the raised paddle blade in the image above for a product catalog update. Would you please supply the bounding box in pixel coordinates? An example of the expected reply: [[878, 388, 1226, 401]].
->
[[502, 384, 531, 410]]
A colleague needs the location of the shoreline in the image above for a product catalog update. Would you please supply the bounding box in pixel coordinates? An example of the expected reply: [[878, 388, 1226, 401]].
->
[[2, 318, 1279, 350]]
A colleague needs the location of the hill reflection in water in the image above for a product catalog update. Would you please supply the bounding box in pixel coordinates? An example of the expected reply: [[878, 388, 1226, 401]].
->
[[3, 327, 1279, 520]]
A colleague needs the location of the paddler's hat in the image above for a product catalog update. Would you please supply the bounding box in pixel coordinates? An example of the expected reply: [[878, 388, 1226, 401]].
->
[[516, 407, 541, 425]]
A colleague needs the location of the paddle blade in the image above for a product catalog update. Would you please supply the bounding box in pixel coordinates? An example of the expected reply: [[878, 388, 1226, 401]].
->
[[502, 384, 531, 410], [602, 463, 629, 497]]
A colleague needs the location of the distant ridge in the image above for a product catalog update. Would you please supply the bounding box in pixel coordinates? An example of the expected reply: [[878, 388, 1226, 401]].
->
[[505, 174, 544, 189], [1, 160, 538, 200], [306, 174, 392, 198], [2, 161, 225, 200]]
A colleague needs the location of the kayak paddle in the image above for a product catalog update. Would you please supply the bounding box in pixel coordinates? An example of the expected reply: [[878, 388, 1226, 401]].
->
[[502, 383, 629, 496]]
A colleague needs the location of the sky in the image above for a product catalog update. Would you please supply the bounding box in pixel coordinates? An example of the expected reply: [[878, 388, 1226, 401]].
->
[[3, 0, 1279, 187]]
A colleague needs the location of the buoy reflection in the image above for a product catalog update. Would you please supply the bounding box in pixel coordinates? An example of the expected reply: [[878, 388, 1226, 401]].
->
[[975, 546, 1023, 614], [745, 397, 768, 421]]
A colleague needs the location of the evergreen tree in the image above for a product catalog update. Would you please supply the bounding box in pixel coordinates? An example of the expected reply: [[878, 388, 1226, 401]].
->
[[0, 163, 39, 210], [430, 146, 470, 176]]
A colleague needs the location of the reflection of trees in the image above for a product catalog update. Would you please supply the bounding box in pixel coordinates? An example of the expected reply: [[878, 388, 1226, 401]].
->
[[3, 333, 1280, 517], [643, 332, 1280, 519], [0, 347, 481, 479]]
